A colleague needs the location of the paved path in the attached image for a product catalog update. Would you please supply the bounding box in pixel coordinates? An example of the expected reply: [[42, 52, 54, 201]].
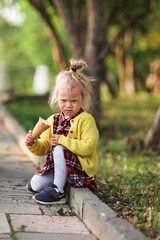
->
[[0, 117, 96, 240]]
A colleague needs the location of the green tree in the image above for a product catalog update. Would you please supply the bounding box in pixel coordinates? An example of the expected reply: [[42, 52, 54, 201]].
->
[[27, 0, 152, 120]]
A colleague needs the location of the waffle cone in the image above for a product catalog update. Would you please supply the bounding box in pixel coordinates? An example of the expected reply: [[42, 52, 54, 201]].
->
[[32, 117, 51, 139]]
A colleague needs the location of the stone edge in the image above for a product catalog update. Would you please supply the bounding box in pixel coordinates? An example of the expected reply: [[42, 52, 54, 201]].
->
[[0, 103, 148, 240]]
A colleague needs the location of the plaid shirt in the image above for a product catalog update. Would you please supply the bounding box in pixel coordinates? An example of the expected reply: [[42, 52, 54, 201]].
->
[[37, 108, 97, 191]]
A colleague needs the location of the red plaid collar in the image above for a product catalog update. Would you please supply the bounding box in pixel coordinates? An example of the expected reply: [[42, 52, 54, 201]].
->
[[59, 108, 84, 122]]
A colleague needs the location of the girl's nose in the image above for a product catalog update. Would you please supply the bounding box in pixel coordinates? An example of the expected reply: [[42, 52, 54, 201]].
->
[[66, 101, 72, 107]]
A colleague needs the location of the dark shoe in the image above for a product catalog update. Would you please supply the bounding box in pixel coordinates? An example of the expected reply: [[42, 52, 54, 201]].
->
[[26, 182, 38, 194], [32, 184, 66, 205]]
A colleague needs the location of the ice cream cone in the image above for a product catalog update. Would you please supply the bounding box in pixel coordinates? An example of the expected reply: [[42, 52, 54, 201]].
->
[[32, 117, 51, 139]]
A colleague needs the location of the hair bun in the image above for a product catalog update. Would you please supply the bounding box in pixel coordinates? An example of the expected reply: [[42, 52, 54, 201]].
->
[[70, 59, 87, 72]]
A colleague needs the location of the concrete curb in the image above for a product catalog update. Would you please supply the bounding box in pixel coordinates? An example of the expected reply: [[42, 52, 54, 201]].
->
[[69, 188, 148, 240], [0, 103, 148, 240]]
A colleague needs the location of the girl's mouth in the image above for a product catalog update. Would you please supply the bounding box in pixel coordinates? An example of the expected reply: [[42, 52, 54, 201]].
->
[[65, 109, 72, 112]]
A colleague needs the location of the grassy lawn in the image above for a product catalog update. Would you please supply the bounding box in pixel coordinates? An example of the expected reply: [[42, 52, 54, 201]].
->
[[5, 92, 160, 239]]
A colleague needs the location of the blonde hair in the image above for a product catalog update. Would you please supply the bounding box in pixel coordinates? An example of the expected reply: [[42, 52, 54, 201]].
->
[[49, 59, 94, 111]]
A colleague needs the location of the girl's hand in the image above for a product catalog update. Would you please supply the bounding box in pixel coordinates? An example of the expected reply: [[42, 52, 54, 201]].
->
[[51, 134, 61, 146], [25, 130, 37, 146]]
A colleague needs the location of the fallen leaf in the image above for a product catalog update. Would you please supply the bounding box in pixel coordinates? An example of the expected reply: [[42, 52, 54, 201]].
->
[[100, 179, 108, 185], [123, 216, 130, 221]]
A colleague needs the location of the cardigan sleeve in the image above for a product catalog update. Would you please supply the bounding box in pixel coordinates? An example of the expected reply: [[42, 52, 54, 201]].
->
[[58, 114, 99, 156]]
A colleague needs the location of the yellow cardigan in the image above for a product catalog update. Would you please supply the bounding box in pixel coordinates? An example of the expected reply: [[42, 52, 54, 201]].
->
[[27, 111, 99, 177]]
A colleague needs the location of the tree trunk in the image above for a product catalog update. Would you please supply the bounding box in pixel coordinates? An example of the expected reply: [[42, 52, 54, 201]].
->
[[49, 29, 67, 70], [115, 38, 125, 93], [125, 56, 135, 95], [84, 0, 106, 121], [53, 0, 83, 58], [115, 31, 135, 95], [104, 73, 117, 98], [29, 0, 67, 70], [124, 30, 135, 95], [144, 107, 160, 147]]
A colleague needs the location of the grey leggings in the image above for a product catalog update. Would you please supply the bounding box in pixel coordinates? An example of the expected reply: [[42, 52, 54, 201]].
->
[[30, 145, 68, 192]]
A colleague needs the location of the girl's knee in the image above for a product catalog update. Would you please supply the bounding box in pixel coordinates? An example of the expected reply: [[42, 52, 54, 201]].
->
[[30, 175, 41, 192], [30, 172, 54, 192], [54, 145, 64, 156]]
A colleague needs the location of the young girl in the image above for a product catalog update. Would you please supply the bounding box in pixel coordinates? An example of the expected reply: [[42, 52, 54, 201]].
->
[[25, 59, 99, 205]]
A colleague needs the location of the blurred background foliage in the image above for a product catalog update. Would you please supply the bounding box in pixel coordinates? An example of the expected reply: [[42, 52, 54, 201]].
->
[[0, 0, 160, 96], [0, 1, 55, 94]]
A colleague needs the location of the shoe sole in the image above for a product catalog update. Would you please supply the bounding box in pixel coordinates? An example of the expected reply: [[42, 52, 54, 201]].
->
[[32, 195, 66, 205]]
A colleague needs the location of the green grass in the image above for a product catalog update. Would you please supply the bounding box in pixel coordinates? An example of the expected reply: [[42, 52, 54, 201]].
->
[[97, 92, 160, 239], [5, 92, 160, 239]]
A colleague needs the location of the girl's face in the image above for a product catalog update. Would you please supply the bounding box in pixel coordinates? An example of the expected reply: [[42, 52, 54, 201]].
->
[[57, 84, 84, 116]]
